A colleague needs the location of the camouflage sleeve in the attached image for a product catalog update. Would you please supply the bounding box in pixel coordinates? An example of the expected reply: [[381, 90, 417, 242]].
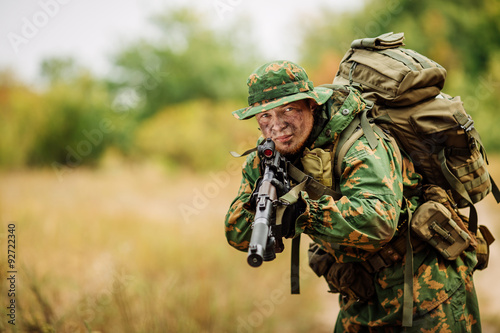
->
[[224, 152, 261, 252], [295, 135, 403, 261]]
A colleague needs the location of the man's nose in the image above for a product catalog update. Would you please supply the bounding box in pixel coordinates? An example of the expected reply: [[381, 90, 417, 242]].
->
[[271, 117, 287, 132]]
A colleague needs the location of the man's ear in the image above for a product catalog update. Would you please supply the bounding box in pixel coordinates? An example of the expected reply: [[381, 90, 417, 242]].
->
[[308, 99, 318, 111]]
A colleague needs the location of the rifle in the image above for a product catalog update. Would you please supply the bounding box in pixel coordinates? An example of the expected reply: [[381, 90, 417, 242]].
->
[[247, 138, 290, 267]]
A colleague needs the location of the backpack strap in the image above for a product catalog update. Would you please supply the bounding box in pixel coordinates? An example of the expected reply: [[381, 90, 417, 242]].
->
[[334, 110, 414, 326], [334, 109, 402, 191], [377, 49, 419, 71]]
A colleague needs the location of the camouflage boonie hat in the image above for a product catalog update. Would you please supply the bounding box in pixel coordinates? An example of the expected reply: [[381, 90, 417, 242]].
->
[[232, 60, 333, 120]]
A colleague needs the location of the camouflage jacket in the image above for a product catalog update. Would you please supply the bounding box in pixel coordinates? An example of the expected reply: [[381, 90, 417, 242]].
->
[[225, 86, 480, 331]]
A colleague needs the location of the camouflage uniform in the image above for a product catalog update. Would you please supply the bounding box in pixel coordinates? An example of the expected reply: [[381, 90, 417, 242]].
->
[[225, 61, 482, 332]]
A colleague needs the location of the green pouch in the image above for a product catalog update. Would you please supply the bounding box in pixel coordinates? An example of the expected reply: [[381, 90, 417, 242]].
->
[[411, 201, 471, 260], [301, 147, 333, 187]]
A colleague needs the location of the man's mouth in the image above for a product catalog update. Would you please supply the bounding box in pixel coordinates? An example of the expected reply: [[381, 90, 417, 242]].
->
[[274, 135, 293, 143]]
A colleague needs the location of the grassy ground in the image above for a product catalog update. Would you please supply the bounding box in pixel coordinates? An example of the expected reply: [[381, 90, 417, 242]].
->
[[0, 163, 333, 333], [0, 158, 499, 332]]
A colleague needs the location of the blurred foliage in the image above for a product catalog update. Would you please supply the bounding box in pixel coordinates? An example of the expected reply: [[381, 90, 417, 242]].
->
[[132, 99, 259, 172], [0, 65, 130, 169], [0, 71, 46, 168], [2, 2, 500, 170], [0, 7, 257, 172], [108, 8, 255, 119]]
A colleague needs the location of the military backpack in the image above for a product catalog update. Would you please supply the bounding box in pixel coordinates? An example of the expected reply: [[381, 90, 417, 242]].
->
[[332, 32, 500, 234]]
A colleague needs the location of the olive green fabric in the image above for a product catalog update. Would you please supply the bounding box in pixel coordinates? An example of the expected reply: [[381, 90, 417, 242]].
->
[[333, 32, 446, 107]]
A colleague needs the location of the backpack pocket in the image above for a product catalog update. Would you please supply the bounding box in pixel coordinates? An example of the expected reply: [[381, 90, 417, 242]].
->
[[407, 95, 493, 207], [411, 200, 471, 260]]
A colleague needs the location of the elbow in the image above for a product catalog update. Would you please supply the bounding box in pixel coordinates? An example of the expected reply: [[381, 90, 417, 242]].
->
[[369, 201, 400, 245]]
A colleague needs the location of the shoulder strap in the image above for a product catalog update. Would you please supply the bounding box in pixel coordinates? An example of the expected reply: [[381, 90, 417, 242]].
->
[[334, 110, 402, 190]]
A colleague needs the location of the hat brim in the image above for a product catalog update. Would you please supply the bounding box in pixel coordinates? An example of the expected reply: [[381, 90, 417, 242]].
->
[[232, 87, 333, 120]]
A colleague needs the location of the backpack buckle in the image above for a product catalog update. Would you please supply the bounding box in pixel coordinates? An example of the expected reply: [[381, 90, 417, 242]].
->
[[460, 116, 475, 132]]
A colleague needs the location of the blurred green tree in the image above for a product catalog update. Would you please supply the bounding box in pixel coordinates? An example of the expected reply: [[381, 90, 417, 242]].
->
[[108, 8, 256, 120], [30, 59, 130, 169], [0, 7, 259, 171], [0, 70, 46, 168]]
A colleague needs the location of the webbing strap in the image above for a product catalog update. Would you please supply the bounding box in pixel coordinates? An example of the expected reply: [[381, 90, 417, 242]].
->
[[490, 177, 500, 204], [335, 115, 389, 182], [438, 148, 478, 233], [348, 62, 358, 85], [378, 49, 418, 71], [373, 126, 403, 168], [360, 109, 379, 150], [335, 121, 364, 182], [469, 205, 479, 236], [402, 199, 414, 327], [291, 234, 301, 294], [463, 172, 490, 191], [438, 148, 473, 204], [470, 191, 490, 204], [400, 48, 433, 69], [454, 154, 485, 178], [453, 111, 484, 147]]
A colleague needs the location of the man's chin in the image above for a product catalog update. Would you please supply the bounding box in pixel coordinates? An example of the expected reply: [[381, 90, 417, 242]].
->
[[275, 141, 305, 158]]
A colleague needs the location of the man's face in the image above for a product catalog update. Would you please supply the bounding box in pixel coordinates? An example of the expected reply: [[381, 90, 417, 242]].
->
[[256, 99, 315, 157]]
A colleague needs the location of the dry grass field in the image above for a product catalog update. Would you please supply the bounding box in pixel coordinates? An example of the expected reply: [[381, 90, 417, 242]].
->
[[1, 157, 500, 332]]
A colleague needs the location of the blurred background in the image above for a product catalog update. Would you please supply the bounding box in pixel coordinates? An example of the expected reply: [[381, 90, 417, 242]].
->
[[1, 0, 500, 332]]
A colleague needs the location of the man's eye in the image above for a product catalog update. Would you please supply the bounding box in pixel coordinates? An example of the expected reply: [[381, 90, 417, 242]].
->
[[285, 107, 294, 112]]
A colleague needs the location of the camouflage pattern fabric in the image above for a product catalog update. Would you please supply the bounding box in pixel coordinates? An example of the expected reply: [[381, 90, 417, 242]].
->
[[232, 60, 333, 120], [225, 86, 482, 332]]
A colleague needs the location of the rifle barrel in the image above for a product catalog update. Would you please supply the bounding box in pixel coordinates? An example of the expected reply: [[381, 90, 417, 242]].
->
[[247, 168, 277, 267]]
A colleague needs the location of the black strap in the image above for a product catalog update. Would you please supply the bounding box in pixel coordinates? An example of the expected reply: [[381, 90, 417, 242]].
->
[[291, 234, 301, 294], [491, 177, 500, 204]]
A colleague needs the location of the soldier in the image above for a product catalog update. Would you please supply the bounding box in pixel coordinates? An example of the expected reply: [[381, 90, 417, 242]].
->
[[224, 60, 482, 332]]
